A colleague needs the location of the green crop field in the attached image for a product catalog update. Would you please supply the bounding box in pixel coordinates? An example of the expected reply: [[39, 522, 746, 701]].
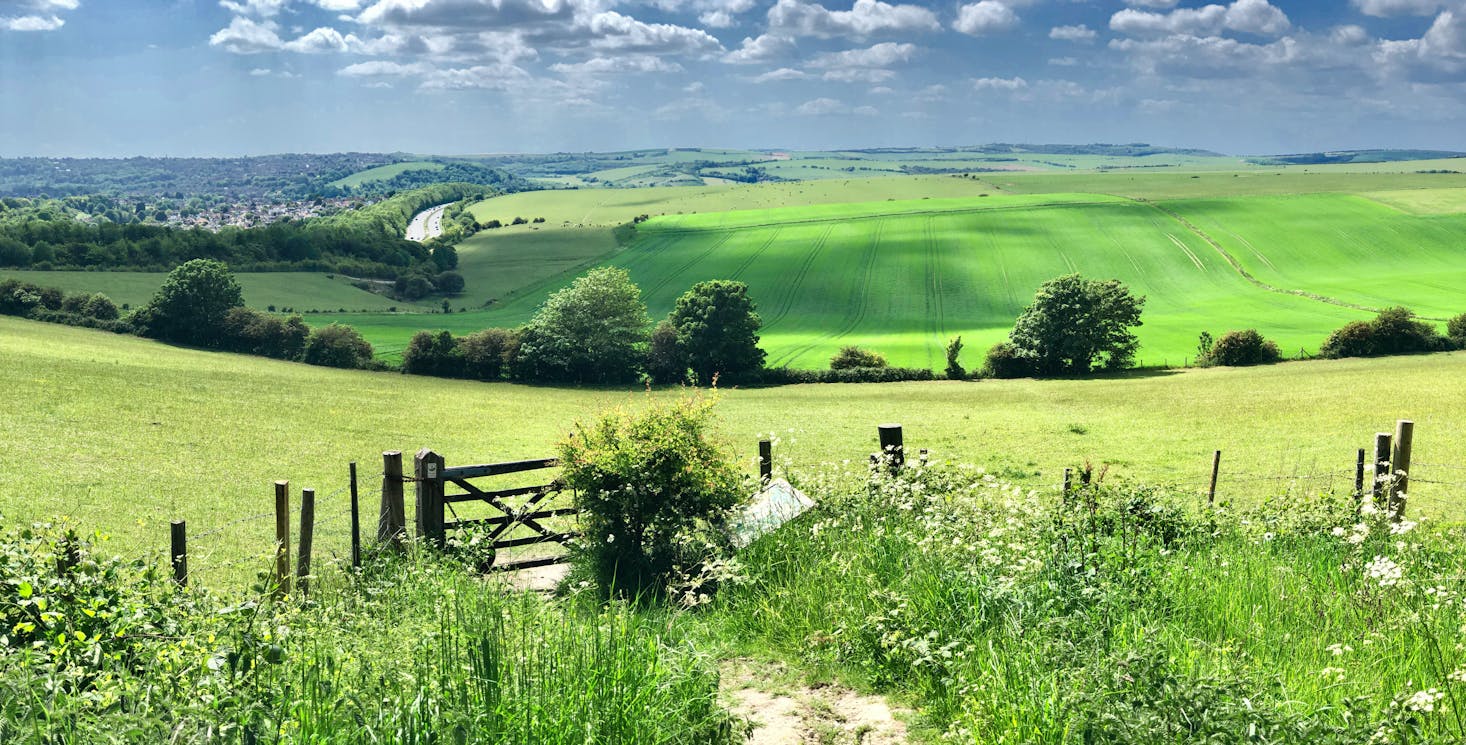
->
[[4, 315, 1465, 568], [329, 160, 444, 188], [0, 269, 432, 312]]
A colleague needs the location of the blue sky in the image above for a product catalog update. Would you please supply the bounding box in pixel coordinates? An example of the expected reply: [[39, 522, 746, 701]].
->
[[2, 0, 1465, 156]]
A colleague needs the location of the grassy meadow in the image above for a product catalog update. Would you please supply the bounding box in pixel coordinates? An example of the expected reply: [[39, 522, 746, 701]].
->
[[327, 160, 444, 188], [4, 315, 1466, 572]]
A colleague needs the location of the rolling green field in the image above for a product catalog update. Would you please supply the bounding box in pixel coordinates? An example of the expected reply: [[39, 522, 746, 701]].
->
[[328, 160, 443, 188], [4, 315, 1465, 568]]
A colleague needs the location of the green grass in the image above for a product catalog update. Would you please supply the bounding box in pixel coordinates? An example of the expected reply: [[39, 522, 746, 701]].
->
[[1365, 186, 1466, 214], [0, 269, 431, 312], [990, 168, 1466, 200], [328, 160, 443, 188], [5, 316, 1466, 570]]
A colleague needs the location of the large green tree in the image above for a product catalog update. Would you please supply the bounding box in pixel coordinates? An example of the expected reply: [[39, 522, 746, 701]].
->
[[1008, 274, 1145, 375], [667, 280, 765, 384], [514, 267, 650, 384], [134, 258, 244, 346]]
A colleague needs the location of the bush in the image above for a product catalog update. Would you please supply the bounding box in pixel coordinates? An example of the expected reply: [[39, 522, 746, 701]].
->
[[1449, 312, 1466, 348], [1319, 320, 1376, 359], [830, 346, 886, 370], [403, 330, 464, 378], [1202, 329, 1281, 366], [755, 366, 935, 384], [303, 323, 374, 368], [646, 319, 686, 384], [83, 293, 119, 321], [944, 336, 966, 379], [983, 342, 1036, 378], [558, 395, 741, 598], [435, 271, 465, 295], [514, 267, 650, 384], [458, 327, 518, 381]]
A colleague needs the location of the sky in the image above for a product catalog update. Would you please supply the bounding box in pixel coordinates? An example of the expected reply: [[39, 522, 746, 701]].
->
[[2, 0, 1466, 157]]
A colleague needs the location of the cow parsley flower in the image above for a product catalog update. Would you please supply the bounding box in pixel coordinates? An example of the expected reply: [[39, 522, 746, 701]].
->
[[1364, 555, 1402, 587]]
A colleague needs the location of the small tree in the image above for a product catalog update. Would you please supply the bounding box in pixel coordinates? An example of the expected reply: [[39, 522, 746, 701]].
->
[[435, 271, 465, 295], [515, 267, 650, 384], [1448, 312, 1466, 348], [667, 280, 765, 384], [944, 335, 965, 379], [136, 259, 244, 346], [1202, 329, 1281, 367], [646, 319, 687, 385], [1370, 306, 1445, 355], [1196, 331, 1215, 364], [983, 342, 1036, 379], [1008, 274, 1145, 375], [1320, 321, 1376, 359], [302, 323, 374, 369], [458, 328, 518, 381], [830, 346, 886, 370], [558, 395, 741, 599]]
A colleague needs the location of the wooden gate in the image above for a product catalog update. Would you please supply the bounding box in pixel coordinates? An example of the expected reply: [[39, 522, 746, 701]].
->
[[413, 448, 580, 572]]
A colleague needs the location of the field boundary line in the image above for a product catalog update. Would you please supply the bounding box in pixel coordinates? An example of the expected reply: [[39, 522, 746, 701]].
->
[[639, 198, 1125, 236]]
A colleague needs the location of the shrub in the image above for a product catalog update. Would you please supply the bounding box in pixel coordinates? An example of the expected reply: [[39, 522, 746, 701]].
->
[[514, 267, 650, 384], [1202, 329, 1281, 366], [1319, 320, 1375, 359], [755, 366, 935, 384], [302, 323, 374, 368], [666, 280, 766, 384], [403, 330, 464, 377], [458, 327, 518, 381], [558, 395, 741, 598], [983, 341, 1036, 378], [1449, 312, 1466, 348], [1008, 274, 1145, 374], [134, 259, 244, 347], [830, 345, 886, 370], [646, 319, 686, 384], [83, 293, 119, 321], [945, 335, 966, 379], [435, 271, 465, 295]]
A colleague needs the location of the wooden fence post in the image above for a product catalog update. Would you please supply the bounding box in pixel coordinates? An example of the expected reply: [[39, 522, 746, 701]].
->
[[1390, 420, 1414, 521], [1062, 467, 1073, 504], [878, 424, 904, 474], [349, 461, 361, 570], [273, 480, 291, 600], [758, 439, 772, 486], [297, 488, 315, 597], [170, 520, 188, 587], [415, 449, 447, 547], [1372, 433, 1392, 511], [379, 451, 405, 546], [1208, 450, 1222, 508], [1354, 448, 1366, 506]]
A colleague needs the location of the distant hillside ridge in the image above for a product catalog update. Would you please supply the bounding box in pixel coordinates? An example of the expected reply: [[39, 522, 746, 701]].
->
[[1248, 149, 1466, 166]]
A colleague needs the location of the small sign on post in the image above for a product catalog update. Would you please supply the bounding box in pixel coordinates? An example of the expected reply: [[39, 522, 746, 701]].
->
[[729, 479, 815, 549]]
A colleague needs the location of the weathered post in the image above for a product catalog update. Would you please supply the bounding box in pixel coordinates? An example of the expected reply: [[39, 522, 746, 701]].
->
[[273, 480, 291, 600], [170, 520, 188, 587], [1354, 448, 1366, 506], [349, 461, 361, 570], [1372, 433, 1392, 511], [379, 451, 405, 546], [758, 439, 773, 486], [297, 488, 315, 596], [1062, 467, 1074, 504], [414, 449, 447, 547], [1390, 420, 1414, 521], [878, 424, 904, 474], [1208, 450, 1222, 508]]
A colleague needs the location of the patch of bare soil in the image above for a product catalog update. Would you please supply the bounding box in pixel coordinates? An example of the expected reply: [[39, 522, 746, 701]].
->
[[722, 660, 909, 745]]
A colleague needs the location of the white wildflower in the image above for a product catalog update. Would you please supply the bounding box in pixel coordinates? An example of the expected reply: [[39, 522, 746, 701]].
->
[[1364, 555, 1403, 587], [1327, 643, 1353, 656], [1390, 519, 1417, 536], [1404, 688, 1444, 712]]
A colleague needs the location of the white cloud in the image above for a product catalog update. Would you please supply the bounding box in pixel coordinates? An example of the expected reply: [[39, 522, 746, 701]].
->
[[1375, 8, 1466, 76], [683, 80, 704, 92], [808, 40, 916, 68], [1124, 0, 1178, 6], [219, 0, 288, 17], [1110, 0, 1290, 37], [314, 0, 364, 9], [3, 14, 63, 30], [1049, 24, 1096, 42], [795, 96, 849, 114], [1048, 56, 1078, 65], [285, 26, 352, 52], [1332, 24, 1371, 45], [973, 75, 1027, 90], [338, 60, 434, 76], [585, 11, 723, 55], [752, 66, 810, 81], [723, 33, 797, 63], [1110, 33, 1302, 77], [953, 1, 1019, 36], [209, 16, 286, 53], [822, 67, 896, 82], [3, 0, 79, 32], [1353, 0, 1445, 17], [768, 0, 940, 39], [550, 55, 682, 74]]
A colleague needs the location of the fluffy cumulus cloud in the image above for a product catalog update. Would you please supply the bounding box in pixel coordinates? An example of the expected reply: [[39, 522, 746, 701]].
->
[[724, 33, 798, 64], [1375, 8, 1466, 78], [2, 0, 78, 31], [767, 0, 940, 39], [1353, 0, 1447, 17], [793, 96, 877, 115], [973, 75, 1028, 90], [1050, 24, 1097, 42], [1111, 0, 1290, 38], [953, 1, 1019, 36]]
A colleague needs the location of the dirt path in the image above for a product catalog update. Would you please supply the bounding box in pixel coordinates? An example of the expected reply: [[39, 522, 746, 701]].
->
[[722, 659, 909, 745]]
